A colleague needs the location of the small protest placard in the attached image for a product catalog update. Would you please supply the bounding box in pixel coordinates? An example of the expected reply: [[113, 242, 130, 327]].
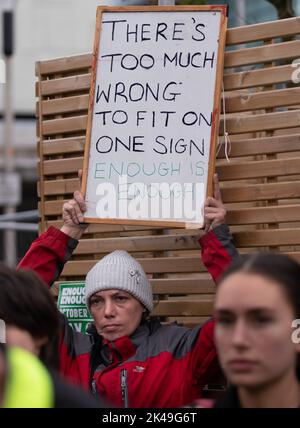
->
[[58, 282, 92, 333], [82, 5, 227, 228]]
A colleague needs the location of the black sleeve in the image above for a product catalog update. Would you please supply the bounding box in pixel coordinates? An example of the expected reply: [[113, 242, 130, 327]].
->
[[50, 370, 111, 408]]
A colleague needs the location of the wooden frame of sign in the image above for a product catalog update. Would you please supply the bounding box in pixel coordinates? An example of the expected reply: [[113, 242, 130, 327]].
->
[[82, 5, 228, 228]]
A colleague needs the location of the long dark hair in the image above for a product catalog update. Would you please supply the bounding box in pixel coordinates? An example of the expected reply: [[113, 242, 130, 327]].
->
[[0, 264, 60, 369], [218, 252, 300, 380]]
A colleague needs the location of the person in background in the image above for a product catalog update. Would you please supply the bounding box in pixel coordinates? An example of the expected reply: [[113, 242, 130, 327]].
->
[[0, 265, 108, 407], [192, 252, 300, 408], [0, 343, 105, 408], [0, 265, 60, 369], [18, 174, 238, 407]]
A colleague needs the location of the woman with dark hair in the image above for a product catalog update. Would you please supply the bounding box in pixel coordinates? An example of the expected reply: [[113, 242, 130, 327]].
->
[[210, 252, 300, 408], [0, 267, 107, 407], [0, 264, 60, 369]]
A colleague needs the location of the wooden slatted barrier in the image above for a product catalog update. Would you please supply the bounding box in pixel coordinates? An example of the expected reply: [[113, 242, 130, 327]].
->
[[36, 16, 300, 327]]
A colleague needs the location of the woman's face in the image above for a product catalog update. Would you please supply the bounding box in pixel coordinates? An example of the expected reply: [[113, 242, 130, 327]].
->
[[89, 290, 144, 341], [214, 272, 300, 390]]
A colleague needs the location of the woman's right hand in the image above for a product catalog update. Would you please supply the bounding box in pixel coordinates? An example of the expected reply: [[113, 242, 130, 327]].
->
[[60, 170, 88, 239], [203, 174, 227, 233]]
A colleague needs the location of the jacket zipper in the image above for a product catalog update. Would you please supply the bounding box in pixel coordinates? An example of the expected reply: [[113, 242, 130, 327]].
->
[[91, 379, 97, 395], [121, 369, 129, 408]]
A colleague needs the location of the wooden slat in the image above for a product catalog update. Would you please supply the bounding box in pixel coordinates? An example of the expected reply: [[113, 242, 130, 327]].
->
[[42, 116, 87, 136], [43, 178, 79, 196], [226, 17, 300, 45], [41, 94, 89, 116], [46, 220, 164, 234], [221, 181, 300, 203], [42, 200, 64, 216], [217, 158, 300, 181], [152, 300, 213, 317], [224, 40, 300, 68], [42, 157, 83, 176], [74, 234, 201, 255], [166, 317, 209, 327], [37, 54, 92, 76], [224, 110, 300, 135], [227, 205, 300, 225], [61, 256, 207, 276], [224, 86, 300, 113], [234, 230, 300, 247], [42, 136, 85, 156], [59, 257, 153, 277], [39, 74, 90, 97], [224, 64, 295, 91], [151, 278, 214, 294], [217, 134, 300, 158]]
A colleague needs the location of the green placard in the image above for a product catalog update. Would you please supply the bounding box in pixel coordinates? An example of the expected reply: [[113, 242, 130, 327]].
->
[[57, 282, 93, 333]]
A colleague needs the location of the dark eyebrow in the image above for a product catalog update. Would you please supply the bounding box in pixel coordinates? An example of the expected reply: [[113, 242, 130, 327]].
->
[[247, 308, 276, 316], [90, 294, 103, 300], [214, 309, 235, 319], [113, 291, 128, 296]]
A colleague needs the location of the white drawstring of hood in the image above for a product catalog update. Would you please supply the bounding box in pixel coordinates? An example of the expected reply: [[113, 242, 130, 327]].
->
[[216, 80, 231, 163]]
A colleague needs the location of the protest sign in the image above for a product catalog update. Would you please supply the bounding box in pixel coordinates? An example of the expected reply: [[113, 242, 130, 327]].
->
[[82, 5, 227, 228], [58, 282, 92, 333]]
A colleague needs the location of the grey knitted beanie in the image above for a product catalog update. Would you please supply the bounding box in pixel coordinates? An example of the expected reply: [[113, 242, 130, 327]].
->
[[85, 250, 153, 312]]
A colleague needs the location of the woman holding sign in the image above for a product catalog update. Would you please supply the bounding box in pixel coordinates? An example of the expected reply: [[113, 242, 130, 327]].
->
[[18, 175, 237, 408]]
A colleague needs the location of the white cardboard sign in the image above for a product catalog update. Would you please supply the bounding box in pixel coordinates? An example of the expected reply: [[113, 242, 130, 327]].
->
[[82, 6, 227, 228]]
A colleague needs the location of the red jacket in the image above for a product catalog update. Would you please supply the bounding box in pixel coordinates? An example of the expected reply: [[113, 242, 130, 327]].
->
[[18, 224, 237, 408]]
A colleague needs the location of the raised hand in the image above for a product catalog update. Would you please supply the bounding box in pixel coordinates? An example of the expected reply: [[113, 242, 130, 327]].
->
[[203, 173, 226, 233], [60, 170, 88, 239]]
